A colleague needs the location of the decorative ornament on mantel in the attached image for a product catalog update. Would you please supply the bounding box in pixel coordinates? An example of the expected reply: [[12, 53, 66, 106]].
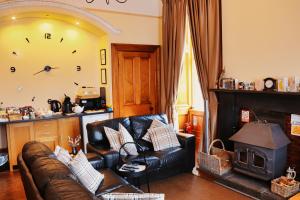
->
[[85, 0, 128, 4]]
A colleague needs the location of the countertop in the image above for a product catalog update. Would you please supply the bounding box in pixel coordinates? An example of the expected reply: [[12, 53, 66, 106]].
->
[[0, 110, 113, 125]]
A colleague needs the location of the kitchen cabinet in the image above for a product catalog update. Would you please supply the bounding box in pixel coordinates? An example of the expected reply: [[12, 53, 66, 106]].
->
[[5, 112, 112, 171], [34, 120, 59, 151], [6, 122, 34, 171], [58, 117, 80, 152]]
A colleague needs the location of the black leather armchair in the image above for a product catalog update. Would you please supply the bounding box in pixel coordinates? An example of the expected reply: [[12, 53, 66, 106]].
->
[[86, 113, 195, 182]]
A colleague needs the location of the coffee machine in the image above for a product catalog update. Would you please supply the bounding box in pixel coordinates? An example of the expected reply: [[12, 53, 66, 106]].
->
[[75, 87, 106, 111]]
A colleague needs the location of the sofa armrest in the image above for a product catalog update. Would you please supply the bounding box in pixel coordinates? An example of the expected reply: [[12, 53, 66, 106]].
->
[[87, 143, 119, 169], [177, 133, 195, 148], [177, 133, 195, 172]]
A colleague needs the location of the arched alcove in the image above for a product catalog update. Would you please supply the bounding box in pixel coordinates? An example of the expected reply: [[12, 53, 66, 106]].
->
[[0, 0, 120, 35], [0, 0, 116, 108]]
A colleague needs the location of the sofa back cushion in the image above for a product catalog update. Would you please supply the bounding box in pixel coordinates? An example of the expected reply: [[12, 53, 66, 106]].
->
[[44, 178, 97, 200], [22, 141, 54, 168], [30, 156, 76, 196], [87, 117, 131, 147]]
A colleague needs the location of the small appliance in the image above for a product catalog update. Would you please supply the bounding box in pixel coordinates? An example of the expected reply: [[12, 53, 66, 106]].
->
[[76, 97, 106, 111], [62, 94, 73, 114], [48, 99, 62, 113]]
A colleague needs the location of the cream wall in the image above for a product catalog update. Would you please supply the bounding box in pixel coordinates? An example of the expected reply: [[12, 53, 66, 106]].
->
[[90, 10, 162, 45], [222, 0, 300, 82]]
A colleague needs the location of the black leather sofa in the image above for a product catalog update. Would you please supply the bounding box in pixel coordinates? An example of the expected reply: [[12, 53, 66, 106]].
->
[[18, 141, 142, 200], [86, 113, 195, 182]]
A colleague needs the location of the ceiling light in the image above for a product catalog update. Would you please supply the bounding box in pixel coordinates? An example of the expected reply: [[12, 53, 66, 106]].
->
[[76, 21, 80, 25], [11, 16, 16, 20], [85, 0, 128, 5]]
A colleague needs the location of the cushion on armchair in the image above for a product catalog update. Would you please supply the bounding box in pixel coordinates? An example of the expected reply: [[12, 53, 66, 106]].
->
[[119, 124, 138, 156], [148, 125, 181, 151], [130, 114, 168, 151], [142, 119, 166, 142]]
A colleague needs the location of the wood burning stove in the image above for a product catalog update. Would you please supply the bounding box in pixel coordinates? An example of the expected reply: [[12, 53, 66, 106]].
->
[[230, 122, 290, 181]]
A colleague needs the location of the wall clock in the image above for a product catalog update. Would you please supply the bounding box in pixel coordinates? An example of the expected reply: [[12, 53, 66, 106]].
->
[[2, 19, 101, 109], [11, 33, 81, 75]]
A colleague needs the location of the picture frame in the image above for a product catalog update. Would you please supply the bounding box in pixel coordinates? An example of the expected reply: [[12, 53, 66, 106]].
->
[[100, 49, 106, 65], [101, 68, 107, 84]]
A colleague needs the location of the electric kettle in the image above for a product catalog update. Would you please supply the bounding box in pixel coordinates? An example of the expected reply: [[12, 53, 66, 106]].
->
[[48, 99, 62, 113]]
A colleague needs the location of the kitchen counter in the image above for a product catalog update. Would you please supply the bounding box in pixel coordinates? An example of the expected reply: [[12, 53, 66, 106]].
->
[[0, 110, 113, 124], [2, 110, 113, 171]]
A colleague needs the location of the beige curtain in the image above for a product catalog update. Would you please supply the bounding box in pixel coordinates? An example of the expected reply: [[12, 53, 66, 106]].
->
[[161, 0, 187, 124], [187, 0, 223, 146]]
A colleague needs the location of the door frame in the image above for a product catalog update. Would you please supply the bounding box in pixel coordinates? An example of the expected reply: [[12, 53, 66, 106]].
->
[[111, 43, 161, 118]]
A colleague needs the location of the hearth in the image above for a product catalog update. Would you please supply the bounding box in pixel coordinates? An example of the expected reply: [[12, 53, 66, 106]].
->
[[230, 122, 290, 181]]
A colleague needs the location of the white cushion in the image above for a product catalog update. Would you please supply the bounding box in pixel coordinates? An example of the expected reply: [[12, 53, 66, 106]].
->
[[143, 119, 166, 142], [148, 125, 181, 151], [119, 123, 139, 156], [54, 145, 72, 166], [101, 193, 165, 200], [104, 126, 126, 156], [69, 150, 104, 194]]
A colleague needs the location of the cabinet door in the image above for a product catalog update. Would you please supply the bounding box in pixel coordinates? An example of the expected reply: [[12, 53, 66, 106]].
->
[[7, 122, 34, 171], [58, 117, 80, 152], [34, 120, 59, 151]]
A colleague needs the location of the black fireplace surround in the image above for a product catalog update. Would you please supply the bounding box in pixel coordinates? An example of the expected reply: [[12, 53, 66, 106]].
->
[[212, 89, 300, 179]]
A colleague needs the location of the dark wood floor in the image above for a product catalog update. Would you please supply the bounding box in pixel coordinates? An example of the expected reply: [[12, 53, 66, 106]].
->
[[0, 171, 250, 200]]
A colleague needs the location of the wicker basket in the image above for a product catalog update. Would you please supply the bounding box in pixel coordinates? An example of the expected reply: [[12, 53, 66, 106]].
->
[[199, 139, 233, 176], [271, 177, 300, 198]]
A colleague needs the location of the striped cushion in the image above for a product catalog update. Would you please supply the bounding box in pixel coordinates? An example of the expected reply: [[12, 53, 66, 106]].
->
[[143, 119, 166, 142], [148, 125, 181, 151], [104, 126, 127, 155], [54, 146, 72, 166], [101, 193, 165, 200], [119, 123, 139, 156], [69, 150, 104, 194]]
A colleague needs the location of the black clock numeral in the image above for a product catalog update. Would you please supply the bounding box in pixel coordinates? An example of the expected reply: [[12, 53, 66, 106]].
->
[[60, 37, 64, 43], [76, 66, 81, 71], [10, 67, 16, 73], [72, 50, 77, 54], [25, 37, 30, 43], [12, 51, 17, 56], [45, 33, 52, 40]]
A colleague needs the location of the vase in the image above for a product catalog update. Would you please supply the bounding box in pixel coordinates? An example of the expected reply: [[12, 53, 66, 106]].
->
[[71, 146, 78, 155]]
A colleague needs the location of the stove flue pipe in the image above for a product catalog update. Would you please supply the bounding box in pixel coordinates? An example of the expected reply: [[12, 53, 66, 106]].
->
[[203, 100, 210, 153]]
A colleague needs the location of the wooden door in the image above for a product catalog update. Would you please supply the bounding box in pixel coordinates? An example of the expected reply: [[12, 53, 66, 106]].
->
[[58, 117, 81, 152], [7, 122, 34, 171], [34, 120, 59, 151], [112, 44, 160, 117]]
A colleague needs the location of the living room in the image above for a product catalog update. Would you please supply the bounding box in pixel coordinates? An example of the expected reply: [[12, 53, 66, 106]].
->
[[0, 0, 300, 200]]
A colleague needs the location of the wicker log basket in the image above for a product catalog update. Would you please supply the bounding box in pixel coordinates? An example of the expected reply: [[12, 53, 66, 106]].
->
[[271, 176, 300, 198], [199, 139, 233, 176]]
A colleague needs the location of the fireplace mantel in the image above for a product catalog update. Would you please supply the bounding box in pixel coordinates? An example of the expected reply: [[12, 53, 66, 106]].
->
[[212, 88, 300, 177]]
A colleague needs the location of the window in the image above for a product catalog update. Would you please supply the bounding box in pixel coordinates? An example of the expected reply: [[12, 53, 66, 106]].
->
[[175, 20, 203, 131]]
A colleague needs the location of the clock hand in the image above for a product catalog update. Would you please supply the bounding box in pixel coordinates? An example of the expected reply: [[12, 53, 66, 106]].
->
[[33, 69, 46, 75], [33, 66, 59, 75]]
